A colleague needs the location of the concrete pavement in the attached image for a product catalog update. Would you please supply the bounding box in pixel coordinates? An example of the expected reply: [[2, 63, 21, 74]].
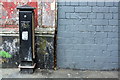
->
[[0, 68, 118, 78]]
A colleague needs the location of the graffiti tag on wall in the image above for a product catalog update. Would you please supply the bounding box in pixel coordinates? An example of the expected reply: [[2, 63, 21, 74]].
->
[[0, 36, 20, 68], [0, 36, 54, 68]]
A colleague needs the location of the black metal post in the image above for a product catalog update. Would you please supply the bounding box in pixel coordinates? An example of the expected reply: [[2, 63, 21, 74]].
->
[[17, 5, 36, 73]]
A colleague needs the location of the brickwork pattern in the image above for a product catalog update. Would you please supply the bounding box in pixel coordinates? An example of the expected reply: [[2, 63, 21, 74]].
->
[[57, 2, 118, 70]]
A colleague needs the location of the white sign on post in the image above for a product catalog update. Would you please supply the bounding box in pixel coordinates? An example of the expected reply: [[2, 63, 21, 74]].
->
[[22, 31, 28, 40]]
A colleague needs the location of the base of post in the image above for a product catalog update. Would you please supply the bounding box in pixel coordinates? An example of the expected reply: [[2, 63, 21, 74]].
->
[[19, 63, 36, 74]]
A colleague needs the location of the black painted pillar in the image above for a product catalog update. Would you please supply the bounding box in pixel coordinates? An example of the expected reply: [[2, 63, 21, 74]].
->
[[17, 5, 36, 73]]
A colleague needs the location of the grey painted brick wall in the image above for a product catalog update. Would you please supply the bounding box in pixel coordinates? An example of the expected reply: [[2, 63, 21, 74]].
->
[[57, 1, 118, 70]]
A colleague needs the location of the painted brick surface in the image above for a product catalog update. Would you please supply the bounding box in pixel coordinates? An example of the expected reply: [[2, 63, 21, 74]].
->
[[92, 7, 109, 12], [57, 2, 118, 70], [75, 7, 92, 12]]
